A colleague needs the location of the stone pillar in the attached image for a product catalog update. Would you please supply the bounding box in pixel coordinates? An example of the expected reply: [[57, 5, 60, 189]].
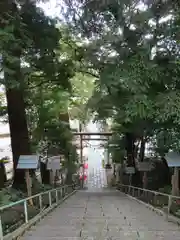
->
[[106, 168, 113, 186], [115, 164, 121, 183]]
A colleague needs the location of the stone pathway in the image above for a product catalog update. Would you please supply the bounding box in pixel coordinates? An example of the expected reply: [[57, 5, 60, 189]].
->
[[21, 190, 180, 240], [87, 168, 107, 190]]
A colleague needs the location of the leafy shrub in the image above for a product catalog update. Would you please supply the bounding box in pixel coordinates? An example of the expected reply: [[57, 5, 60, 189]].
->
[[158, 185, 171, 194]]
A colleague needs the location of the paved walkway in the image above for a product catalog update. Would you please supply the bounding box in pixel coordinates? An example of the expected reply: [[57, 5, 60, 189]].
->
[[21, 190, 180, 240], [87, 168, 108, 190]]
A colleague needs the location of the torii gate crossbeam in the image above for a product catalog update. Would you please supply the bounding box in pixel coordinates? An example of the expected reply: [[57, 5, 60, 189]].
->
[[73, 132, 112, 136]]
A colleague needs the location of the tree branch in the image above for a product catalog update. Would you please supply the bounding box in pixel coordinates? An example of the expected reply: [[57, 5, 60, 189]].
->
[[78, 69, 99, 78], [26, 78, 61, 90]]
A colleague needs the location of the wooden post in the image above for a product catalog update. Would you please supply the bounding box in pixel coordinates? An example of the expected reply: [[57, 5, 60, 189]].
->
[[54, 170, 58, 187], [50, 170, 54, 185], [172, 167, 179, 196], [129, 174, 132, 186], [25, 170, 33, 206], [143, 171, 147, 189]]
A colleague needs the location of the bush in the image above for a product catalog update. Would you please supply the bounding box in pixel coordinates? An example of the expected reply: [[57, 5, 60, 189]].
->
[[0, 188, 26, 206], [31, 178, 52, 195], [158, 185, 171, 194], [0, 183, 55, 235]]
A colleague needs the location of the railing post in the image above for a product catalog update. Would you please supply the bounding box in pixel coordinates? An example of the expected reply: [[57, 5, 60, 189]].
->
[[154, 193, 157, 206], [138, 189, 140, 198], [132, 187, 135, 197], [60, 187, 63, 198], [143, 189, 145, 198], [0, 216, 3, 240], [167, 195, 172, 219], [144, 190, 147, 202], [56, 190, 58, 203], [145, 189, 148, 202], [24, 200, 28, 223], [128, 185, 130, 194], [39, 194, 42, 210], [49, 192, 52, 206]]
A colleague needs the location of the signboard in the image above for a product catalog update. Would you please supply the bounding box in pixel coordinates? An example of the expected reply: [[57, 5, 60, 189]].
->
[[17, 155, 39, 169], [136, 162, 154, 172], [165, 152, 180, 167], [17, 155, 39, 205], [125, 167, 135, 174], [47, 155, 61, 170]]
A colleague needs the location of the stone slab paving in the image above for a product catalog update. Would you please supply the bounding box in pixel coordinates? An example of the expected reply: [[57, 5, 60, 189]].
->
[[21, 190, 180, 240], [87, 168, 107, 189]]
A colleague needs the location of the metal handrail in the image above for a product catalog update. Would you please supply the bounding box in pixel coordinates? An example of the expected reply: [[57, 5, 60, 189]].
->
[[118, 184, 180, 221], [0, 184, 76, 239], [118, 184, 180, 199]]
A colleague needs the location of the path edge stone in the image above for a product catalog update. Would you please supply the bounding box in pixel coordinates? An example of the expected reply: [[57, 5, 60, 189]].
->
[[4, 190, 77, 240]]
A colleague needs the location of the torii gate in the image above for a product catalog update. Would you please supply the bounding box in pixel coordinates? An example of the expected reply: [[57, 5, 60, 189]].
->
[[72, 131, 113, 164], [73, 131, 113, 187]]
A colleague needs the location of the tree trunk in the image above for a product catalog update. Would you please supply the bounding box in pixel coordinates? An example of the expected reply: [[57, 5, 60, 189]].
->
[[139, 136, 146, 187], [60, 112, 74, 184], [59, 113, 70, 128], [6, 87, 31, 189], [1, 1, 31, 189], [0, 162, 6, 189], [139, 136, 145, 162], [125, 132, 135, 166], [119, 162, 124, 184], [125, 133, 142, 186], [40, 161, 50, 184], [66, 170, 73, 184], [134, 141, 140, 159]]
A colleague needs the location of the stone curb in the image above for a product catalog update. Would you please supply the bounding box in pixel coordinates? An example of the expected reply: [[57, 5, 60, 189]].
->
[[124, 192, 180, 226], [4, 190, 77, 240]]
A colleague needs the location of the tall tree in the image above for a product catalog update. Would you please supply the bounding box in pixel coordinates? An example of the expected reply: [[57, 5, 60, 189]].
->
[[1, 1, 74, 188], [63, 0, 180, 187]]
